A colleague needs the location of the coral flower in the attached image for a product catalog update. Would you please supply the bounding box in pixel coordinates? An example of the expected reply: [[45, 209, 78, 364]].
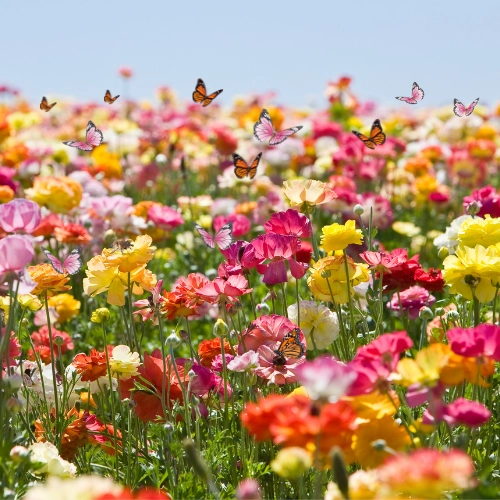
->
[[0, 198, 41, 233], [28, 263, 71, 297], [0, 186, 14, 203], [320, 220, 363, 253], [32, 213, 63, 238], [195, 274, 252, 304], [54, 224, 92, 245], [282, 179, 337, 211], [360, 248, 408, 273], [198, 338, 233, 368], [30, 325, 74, 363], [72, 349, 108, 382], [264, 209, 312, 238]]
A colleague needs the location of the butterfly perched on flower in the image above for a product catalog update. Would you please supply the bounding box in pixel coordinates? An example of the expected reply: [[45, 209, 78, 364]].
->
[[192, 78, 223, 107], [233, 152, 262, 179], [352, 119, 386, 150], [104, 89, 120, 104], [194, 222, 234, 250], [273, 328, 305, 366], [453, 98, 479, 117], [40, 96, 57, 112], [253, 109, 303, 146], [63, 121, 103, 151], [43, 248, 83, 275], [395, 82, 424, 104]]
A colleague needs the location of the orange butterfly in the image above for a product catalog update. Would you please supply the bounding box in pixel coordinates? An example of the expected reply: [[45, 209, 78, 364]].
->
[[273, 328, 305, 366], [104, 89, 120, 104], [192, 78, 223, 107], [352, 119, 386, 149], [40, 96, 56, 112], [233, 152, 262, 179]]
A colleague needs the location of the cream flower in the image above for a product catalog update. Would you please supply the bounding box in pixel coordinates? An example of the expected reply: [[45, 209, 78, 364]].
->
[[109, 345, 141, 379], [28, 442, 76, 478]]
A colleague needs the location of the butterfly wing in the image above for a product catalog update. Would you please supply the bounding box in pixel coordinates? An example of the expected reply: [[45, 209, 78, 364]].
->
[[40, 96, 56, 112], [62, 141, 93, 151], [233, 154, 250, 179], [104, 90, 119, 104], [202, 89, 223, 107], [411, 82, 424, 101], [62, 249, 83, 275], [195, 223, 215, 248], [253, 109, 276, 143], [248, 152, 262, 179], [465, 98, 480, 116], [214, 222, 234, 250], [370, 119, 386, 146], [352, 131, 376, 149], [192, 78, 207, 104], [453, 99, 467, 117], [43, 248, 65, 274], [395, 96, 417, 104], [269, 126, 303, 146], [85, 121, 104, 147]]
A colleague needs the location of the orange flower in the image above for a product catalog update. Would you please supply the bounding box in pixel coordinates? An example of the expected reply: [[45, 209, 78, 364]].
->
[[54, 223, 92, 245], [0, 185, 14, 203], [27, 263, 72, 297], [235, 201, 258, 215], [404, 155, 433, 177], [161, 291, 196, 320], [72, 348, 108, 382], [282, 179, 337, 211], [133, 200, 159, 218], [198, 338, 232, 368]]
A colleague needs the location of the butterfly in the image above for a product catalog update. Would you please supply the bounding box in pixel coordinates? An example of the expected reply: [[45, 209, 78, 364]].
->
[[194, 222, 234, 250], [104, 89, 120, 104], [233, 152, 262, 179], [253, 109, 303, 146], [40, 96, 57, 112], [272, 328, 305, 366], [63, 121, 103, 151], [453, 98, 479, 117], [395, 82, 424, 104], [43, 248, 83, 275], [352, 119, 386, 150], [192, 78, 223, 107]]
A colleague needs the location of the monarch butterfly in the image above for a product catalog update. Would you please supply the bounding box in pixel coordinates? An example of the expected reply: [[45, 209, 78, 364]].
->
[[352, 119, 386, 150], [233, 152, 262, 179], [192, 78, 223, 107], [40, 96, 57, 112], [104, 89, 120, 104], [273, 328, 305, 366]]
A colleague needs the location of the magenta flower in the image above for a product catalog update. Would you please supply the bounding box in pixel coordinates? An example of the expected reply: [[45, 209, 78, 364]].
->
[[0, 199, 41, 234], [255, 344, 304, 385], [147, 204, 184, 230], [264, 209, 312, 238], [249, 234, 308, 286], [387, 285, 436, 320], [447, 323, 500, 361], [444, 398, 491, 427], [214, 213, 251, 237], [0, 235, 35, 275], [295, 356, 356, 402], [210, 353, 234, 372]]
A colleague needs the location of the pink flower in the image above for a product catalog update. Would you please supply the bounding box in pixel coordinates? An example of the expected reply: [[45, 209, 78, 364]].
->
[[249, 234, 308, 286], [210, 353, 234, 372], [349, 192, 393, 230], [446, 323, 500, 361], [3, 331, 21, 368], [463, 185, 500, 218], [195, 275, 252, 304], [147, 204, 184, 230], [118, 66, 134, 78], [90, 195, 133, 219], [255, 344, 304, 385], [295, 356, 356, 402], [0, 199, 41, 234], [227, 351, 260, 372], [360, 248, 408, 273], [264, 209, 312, 238], [387, 285, 435, 319], [0, 235, 34, 274], [445, 398, 491, 427], [213, 213, 251, 237], [134, 280, 165, 325], [236, 479, 262, 500]]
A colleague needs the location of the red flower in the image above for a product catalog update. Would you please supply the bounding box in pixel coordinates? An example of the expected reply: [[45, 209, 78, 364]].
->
[[31, 213, 63, 238], [28, 325, 74, 363], [379, 249, 421, 292], [414, 267, 445, 292]]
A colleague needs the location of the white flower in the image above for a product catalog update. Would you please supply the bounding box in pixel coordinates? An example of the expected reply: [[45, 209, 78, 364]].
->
[[28, 442, 76, 478], [433, 215, 476, 254], [287, 301, 339, 350]]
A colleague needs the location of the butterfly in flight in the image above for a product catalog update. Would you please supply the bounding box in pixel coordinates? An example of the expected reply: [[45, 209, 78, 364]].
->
[[40, 96, 57, 112], [104, 89, 120, 104], [395, 82, 424, 104], [43, 248, 83, 275], [233, 152, 262, 179], [63, 120, 103, 151], [253, 109, 303, 146], [453, 98, 479, 117], [272, 328, 306, 366], [192, 78, 223, 107], [352, 119, 386, 150], [194, 222, 234, 250]]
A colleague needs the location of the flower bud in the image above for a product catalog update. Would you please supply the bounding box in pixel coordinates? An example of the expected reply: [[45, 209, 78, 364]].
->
[[179, 329, 189, 341], [21, 318, 29, 327], [446, 311, 460, 322], [438, 246, 449, 259], [331, 447, 349, 500], [419, 306, 434, 320], [163, 422, 174, 433], [166, 333, 181, 347], [255, 303, 271, 314], [6, 397, 22, 413], [91, 308, 110, 323], [466, 200, 482, 216], [270, 447, 312, 480], [10, 445, 29, 462], [434, 307, 445, 317], [321, 270, 332, 279], [53, 335, 64, 346], [155, 153, 167, 165], [213, 318, 229, 337], [353, 204, 365, 216]]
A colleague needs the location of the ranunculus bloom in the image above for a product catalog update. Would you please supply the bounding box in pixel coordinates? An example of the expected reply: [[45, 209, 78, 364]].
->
[[147, 204, 185, 230], [387, 285, 436, 320], [29, 325, 74, 363], [463, 185, 500, 218], [195, 274, 252, 304], [54, 224, 92, 245], [32, 213, 63, 238], [198, 338, 233, 368], [446, 323, 500, 361], [227, 350, 260, 372], [109, 345, 141, 379], [0, 198, 41, 233], [0, 235, 35, 274], [28, 263, 72, 297], [255, 344, 305, 385], [414, 267, 445, 292], [445, 397, 491, 427], [282, 179, 337, 211], [213, 213, 251, 237], [47, 293, 81, 323], [380, 249, 421, 292], [320, 220, 363, 252], [264, 209, 312, 238], [72, 349, 108, 382], [360, 248, 408, 274], [26, 176, 83, 214]]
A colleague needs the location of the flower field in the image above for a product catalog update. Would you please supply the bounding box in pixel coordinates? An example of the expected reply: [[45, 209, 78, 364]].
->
[[1, 75, 500, 499]]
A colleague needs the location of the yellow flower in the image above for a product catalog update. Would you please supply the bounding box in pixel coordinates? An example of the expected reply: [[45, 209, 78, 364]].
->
[[352, 416, 412, 469], [0, 296, 10, 321], [91, 308, 111, 323], [475, 124, 496, 140], [413, 174, 438, 203], [27, 264, 72, 297], [6, 111, 41, 131], [18, 294, 43, 312], [48, 293, 80, 323], [442, 245, 500, 302], [109, 345, 141, 379], [320, 220, 363, 253], [325, 470, 381, 500], [270, 447, 312, 480], [102, 235, 156, 273], [342, 391, 399, 420], [0, 185, 14, 203], [458, 215, 500, 248], [392, 221, 421, 237], [307, 254, 369, 304], [395, 346, 448, 387], [91, 145, 122, 179], [26, 176, 83, 214], [282, 179, 337, 211]]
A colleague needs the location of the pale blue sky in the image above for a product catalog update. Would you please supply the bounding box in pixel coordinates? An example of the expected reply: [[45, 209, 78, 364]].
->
[[1, 0, 499, 108]]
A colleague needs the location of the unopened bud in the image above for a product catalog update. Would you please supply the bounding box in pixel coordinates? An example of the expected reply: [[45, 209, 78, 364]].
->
[[91, 308, 110, 323], [6, 397, 22, 413], [213, 318, 229, 337], [321, 270, 332, 279], [183, 438, 211, 483], [446, 311, 460, 322], [166, 333, 181, 347], [163, 422, 174, 433], [256, 303, 271, 314], [179, 329, 189, 341], [331, 447, 349, 500], [419, 306, 434, 320], [353, 204, 365, 216], [438, 246, 449, 259], [10, 445, 29, 462], [434, 307, 445, 317], [53, 335, 64, 346], [466, 200, 482, 216]]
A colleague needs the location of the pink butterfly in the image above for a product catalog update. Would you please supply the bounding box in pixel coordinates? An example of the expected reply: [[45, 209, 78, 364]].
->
[[43, 248, 83, 275], [395, 82, 424, 104], [195, 222, 234, 250], [453, 98, 479, 117], [253, 109, 303, 146], [63, 121, 103, 151]]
